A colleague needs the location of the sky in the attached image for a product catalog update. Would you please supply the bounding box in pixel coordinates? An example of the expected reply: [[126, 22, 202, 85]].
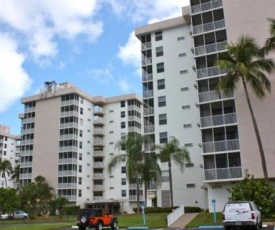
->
[[0, 0, 190, 135]]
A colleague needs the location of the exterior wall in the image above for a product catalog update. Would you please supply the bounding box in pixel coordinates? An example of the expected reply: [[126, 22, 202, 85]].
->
[[223, 0, 275, 179], [0, 125, 20, 188]]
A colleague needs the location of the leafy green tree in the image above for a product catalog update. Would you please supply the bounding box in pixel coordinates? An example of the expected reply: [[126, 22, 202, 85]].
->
[[228, 170, 275, 217], [49, 197, 69, 217], [156, 136, 190, 207], [0, 188, 19, 215], [0, 159, 13, 188], [263, 18, 275, 54], [215, 35, 275, 178], [108, 133, 160, 213]]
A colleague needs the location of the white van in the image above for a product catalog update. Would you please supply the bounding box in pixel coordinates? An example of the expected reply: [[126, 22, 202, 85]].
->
[[223, 201, 262, 230]]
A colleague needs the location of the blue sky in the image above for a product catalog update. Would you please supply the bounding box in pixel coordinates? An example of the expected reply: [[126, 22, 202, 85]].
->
[[0, 0, 189, 134]]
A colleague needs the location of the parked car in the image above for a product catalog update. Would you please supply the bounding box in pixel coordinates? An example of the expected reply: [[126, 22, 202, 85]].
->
[[10, 210, 29, 220], [76, 208, 118, 230], [0, 213, 10, 220], [223, 201, 262, 230]]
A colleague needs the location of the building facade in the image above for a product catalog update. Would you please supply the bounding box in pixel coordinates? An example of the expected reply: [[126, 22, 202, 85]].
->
[[0, 125, 20, 188], [19, 81, 143, 213]]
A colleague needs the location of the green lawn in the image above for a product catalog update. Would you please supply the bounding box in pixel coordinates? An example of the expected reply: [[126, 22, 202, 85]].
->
[[186, 212, 223, 228]]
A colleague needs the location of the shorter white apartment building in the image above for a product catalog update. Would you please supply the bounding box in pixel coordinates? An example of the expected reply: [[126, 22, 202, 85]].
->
[[0, 125, 20, 188]]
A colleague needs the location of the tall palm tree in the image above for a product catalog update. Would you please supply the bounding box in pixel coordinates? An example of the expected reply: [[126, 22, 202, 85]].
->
[[0, 159, 13, 188], [215, 35, 275, 179], [108, 133, 160, 213], [156, 136, 190, 207], [11, 165, 20, 190], [263, 18, 275, 54]]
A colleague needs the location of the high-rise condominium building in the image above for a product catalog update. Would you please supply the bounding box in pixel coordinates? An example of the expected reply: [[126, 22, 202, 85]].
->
[[19, 81, 143, 213], [0, 125, 20, 188], [136, 0, 275, 211]]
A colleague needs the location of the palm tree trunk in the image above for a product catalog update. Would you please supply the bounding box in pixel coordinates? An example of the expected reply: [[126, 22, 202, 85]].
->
[[144, 183, 147, 208], [136, 176, 140, 214], [168, 160, 173, 207], [241, 76, 268, 178]]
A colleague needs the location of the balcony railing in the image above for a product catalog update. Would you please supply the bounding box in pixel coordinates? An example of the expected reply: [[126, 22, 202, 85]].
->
[[61, 99, 79, 106], [93, 139, 104, 146], [201, 113, 237, 128], [128, 126, 141, 133], [144, 125, 155, 133], [143, 90, 153, 98], [204, 166, 242, 181], [19, 173, 32, 179], [20, 150, 33, 156], [198, 90, 234, 103], [128, 105, 141, 112], [24, 107, 36, 113], [22, 117, 35, 124], [93, 162, 104, 168], [129, 195, 144, 201], [142, 73, 153, 82], [94, 128, 104, 136], [191, 0, 222, 14], [202, 139, 240, 153], [94, 117, 104, 125], [58, 158, 78, 164], [60, 122, 78, 129], [194, 41, 226, 56], [20, 162, 32, 168], [59, 146, 78, 152], [193, 19, 225, 35], [59, 134, 78, 140], [58, 170, 77, 177], [93, 185, 105, 191], [141, 42, 152, 50], [60, 111, 78, 117], [21, 139, 34, 145], [58, 183, 77, 189], [22, 128, 34, 134], [94, 150, 104, 157], [144, 107, 154, 116], [60, 195, 77, 201], [94, 196, 104, 201], [94, 106, 104, 115], [93, 173, 104, 179], [197, 66, 228, 79], [142, 57, 152, 66]]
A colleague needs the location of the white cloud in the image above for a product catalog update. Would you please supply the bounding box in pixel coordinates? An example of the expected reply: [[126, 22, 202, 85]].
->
[[0, 33, 32, 113], [118, 78, 130, 93], [0, 0, 103, 60]]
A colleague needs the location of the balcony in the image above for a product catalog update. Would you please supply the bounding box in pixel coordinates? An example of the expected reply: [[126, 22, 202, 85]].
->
[[192, 19, 225, 35], [93, 173, 104, 179], [93, 139, 104, 146], [22, 117, 35, 124], [191, 0, 222, 15], [20, 150, 33, 156], [19, 173, 32, 179], [22, 128, 34, 134], [93, 185, 105, 191], [58, 158, 78, 164], [24, 107, 36, 113], [94, 106, 104, 115], [128, 116, 141, 123], [94, 128, 104, 136], [142, 57, 152, 66], [94, 196, 104, 201], [58, 170, 77, 177], [142, 73, 153, 82], [61, 99, 79, 106], [59, 146, 78, 152], [59, 134, 78, 140], [20, 162, 32, 168], [194, 41, 226, 57], [202, 139, 240, 153], [201, 113, 237, 128], [128, 126, 141, 133], [94, 117, 104, 125], [144, 125, 155, 134], [129, 195, 144, 201], [197, 66, 228, 79], [204, 166, 242, 181], [128, 105, 141, 112], [60, 111, 78, 117], [60, 122, 78, 129], [58, 183, 77, 189], [143, 90, 153, 98], [144, 107, 154, 116], [141, 42, 152, 50], [21, 139, 34, 145], [198, 90, 234, 103], [93, 162, 104, 168], [94, 150, 104, 157]]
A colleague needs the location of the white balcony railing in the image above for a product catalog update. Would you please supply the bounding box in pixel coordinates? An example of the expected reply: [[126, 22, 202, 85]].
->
[[58, 183, 77, 189], [141, 42, 151, 50], [193, 19, 225, 35], [194, 41, 226, 56], [143, 90, 153, 98], [197, 66, 228, 79], [191, 0, 222, 14], [93, 173, 104, 179], [201, 113, 237, 128], [144, 125, 155, 133], [144, 107, 154, 116], [199, 90, 234, 103], [58, 158, 78, 164], [202, 139, 240, 153], [204, 166, 242, 181], [142, 73, 153, 82]]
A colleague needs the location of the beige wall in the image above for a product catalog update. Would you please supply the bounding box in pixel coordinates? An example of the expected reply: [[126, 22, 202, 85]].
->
[[32, 97, 60, 189], [224, 0, 275, 178]]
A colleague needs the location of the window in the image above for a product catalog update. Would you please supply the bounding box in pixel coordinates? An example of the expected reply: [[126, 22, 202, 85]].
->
[[185, 143, 193, 147], [121, 122, 125, 129], [157, 62, 164, 73], [159, 114, 167, 125], [109, 110, 114, 113], [109, 131, 114, 134], [187, 183, 196, 188], [121, 111, 125, 118], [162, 171, 169, 182], [79, 153, 82, 160], [79, 130, 83, 137], [121, 101, 125, 107], [182, 105, 190, 109], [78, 189, 82, 197], [180, 69, 188, 74], [158, 96, 166, 107], [177, 36, 185, 41], [160, 132, 168, 144], [183, 124, 192, 128], [109, 142, 114, 145], [181, 87, 189, 91], [156, 46, 163, 57], [79, 165, 82, 173], [109, 120, 114, 123], [121, 190, 127, 197], [121, 166, 126, 173], [79, 177, 82, 185], [80, 108, 83, 115], [179, 53, 186, 57], [121, 178, 126, 185], [157, 79, 165, 90], [186, 163, 194, 167], [155, 31, 162, 41]]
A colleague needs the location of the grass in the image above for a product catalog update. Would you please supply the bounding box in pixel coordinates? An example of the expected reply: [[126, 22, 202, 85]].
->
[[186, 212, 223, 228]]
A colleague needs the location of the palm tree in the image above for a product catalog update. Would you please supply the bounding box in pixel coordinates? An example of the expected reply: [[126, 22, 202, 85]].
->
[[0, 159, 13, 188], [108, 133, 160, 213], [263, 18, 275, 54], [11, 165, 20, 189], [156, 136, 190, 207], [215, 35, 275, 179]]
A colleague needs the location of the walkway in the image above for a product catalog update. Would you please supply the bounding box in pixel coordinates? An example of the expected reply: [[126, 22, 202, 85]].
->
[[169, 213, 199, 228]]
